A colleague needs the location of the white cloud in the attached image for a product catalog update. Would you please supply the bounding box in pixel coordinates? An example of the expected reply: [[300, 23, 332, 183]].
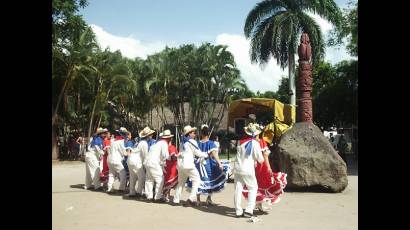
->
[[216, 34, 286, 92], [90, 24, 166, 59], [90, 16, 355, 93], [215, 14, 355, 93]]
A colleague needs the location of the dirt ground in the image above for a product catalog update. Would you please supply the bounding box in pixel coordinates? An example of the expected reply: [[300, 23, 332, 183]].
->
[[52, 160, 357, 230]]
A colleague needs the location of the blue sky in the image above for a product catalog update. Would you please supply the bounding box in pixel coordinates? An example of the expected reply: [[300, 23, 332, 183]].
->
[[79, 0, 354, 92]]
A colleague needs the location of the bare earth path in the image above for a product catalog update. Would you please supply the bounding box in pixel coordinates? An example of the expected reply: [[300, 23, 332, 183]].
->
[[52, 160, 357, 230]]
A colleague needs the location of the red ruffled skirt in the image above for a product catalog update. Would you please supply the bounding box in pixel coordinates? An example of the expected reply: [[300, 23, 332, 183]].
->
[[163, 158, 178, 194], [99, 153, 109, 183], [243, 162, 287, 204]]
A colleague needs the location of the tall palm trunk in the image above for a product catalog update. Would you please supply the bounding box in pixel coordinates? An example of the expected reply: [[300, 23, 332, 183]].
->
[[87, 77, 100, 140], [95, 115, 102, 131], [87, 95, 98, 140], [52, 66, 73, 125], [52, 125, 59, 160], [288, 52, 296, 105]]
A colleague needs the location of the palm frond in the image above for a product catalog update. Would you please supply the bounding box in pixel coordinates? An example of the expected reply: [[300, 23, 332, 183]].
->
[[298, 12, 325, 64], [301, 0, 342, 27], [244, 0, 287, 37]]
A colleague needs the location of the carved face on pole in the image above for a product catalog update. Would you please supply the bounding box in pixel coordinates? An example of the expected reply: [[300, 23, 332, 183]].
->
[[301, 33, 310, 44]]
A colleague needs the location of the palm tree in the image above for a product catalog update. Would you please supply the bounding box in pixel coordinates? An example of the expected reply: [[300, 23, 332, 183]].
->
[[52, 26, 98, 125], [244, 0, 342, 105], [83, 49, 130, 139]]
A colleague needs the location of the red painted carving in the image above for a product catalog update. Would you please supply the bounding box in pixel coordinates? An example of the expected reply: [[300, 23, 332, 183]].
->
[[297, 33, 313, 122]]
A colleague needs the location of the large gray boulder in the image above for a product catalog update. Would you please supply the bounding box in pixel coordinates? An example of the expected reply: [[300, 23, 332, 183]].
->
[[272, 122, 348, 192]]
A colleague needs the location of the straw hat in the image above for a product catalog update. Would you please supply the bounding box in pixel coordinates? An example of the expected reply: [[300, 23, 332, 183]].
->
[[183, 125, 197, 135], [244, 123, 262, 136], [201, 124, 209, 130], [248, 114, 256, 120], [116, 127, 130, 135], [95, 127, 108, 135], [159, 129, 174, 139], [139, 126, 155, 138]]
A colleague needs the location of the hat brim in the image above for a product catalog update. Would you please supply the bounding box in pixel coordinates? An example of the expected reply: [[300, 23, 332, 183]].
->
[[244, 129, 262, 136], [160, 134, 174, 139], [139, 130, 155, 138], [184, 127, 197, 135], [95, 130, 108, 135], [116, 130, 130, 136]]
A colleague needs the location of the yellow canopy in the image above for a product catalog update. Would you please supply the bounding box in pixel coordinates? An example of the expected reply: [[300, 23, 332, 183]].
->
[[228, 98, 296, 144], [227, 98, 296, 127]]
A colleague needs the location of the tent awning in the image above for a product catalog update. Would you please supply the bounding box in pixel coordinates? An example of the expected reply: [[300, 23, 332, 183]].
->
[[227, 98, 296, 127]]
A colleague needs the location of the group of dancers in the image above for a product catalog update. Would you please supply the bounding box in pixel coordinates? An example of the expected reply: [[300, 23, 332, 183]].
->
[[84, 122, 287, 218]]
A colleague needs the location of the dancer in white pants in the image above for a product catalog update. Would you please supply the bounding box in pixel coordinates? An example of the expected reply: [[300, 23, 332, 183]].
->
[[143, 130, 173, 202], [107, 127, 129, 193], [127, 127, 155, 198], [143, 130, 172, 201], [233, 123, 264, 217], [84, 128, 107, 190], [173, 125, 208, 207]]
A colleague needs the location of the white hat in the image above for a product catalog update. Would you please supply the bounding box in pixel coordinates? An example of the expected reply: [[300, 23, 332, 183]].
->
[[139, 126, 155, 138], [159, 129, 174, 138], [248, 114, 256, 120], [183, 125, 197, 135], [244, 123, 262, 136], [116, 127, 130, 135], [95, 128, 108, 135], [201, 124, 209, 129]]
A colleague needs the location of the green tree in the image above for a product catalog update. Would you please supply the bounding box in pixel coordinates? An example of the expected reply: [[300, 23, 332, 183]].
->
[[244, 0, 342, 105], [275, 76, 290, 103], [52, 26, 98, 126], [52, 0, 88, 49], [313, 60, 357, 129], [327, 0, 358, 56], [312, 61, 337, 97], [260, 90, 278, 99]]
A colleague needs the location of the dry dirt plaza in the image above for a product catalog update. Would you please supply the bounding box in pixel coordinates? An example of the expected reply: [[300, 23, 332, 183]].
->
[[52, 159, 358, 230]]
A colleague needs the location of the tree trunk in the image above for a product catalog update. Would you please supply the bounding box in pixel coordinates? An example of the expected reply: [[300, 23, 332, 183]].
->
[[288, 52, 296, 105], [87, 97, 98, 140], [96, 114, 102, 130], [52, 125, 59, 160], [215, 102, 227, 130], [52, 66, 73, 126], [87, 77, 100, 140]]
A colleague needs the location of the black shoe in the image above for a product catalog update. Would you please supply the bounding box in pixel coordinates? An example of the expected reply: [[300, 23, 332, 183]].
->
[[243, 211, 255, 218], [154, 198, 166, 203], [206, 197, 215, 206], [125, 194, 137, 197], [170, 201, 180, 206], [183, 199, 198, 207], [94, 187, 104, 191]]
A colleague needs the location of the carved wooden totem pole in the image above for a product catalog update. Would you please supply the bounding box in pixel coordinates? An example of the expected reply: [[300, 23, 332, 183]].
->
[[297, 33, 313, 122]]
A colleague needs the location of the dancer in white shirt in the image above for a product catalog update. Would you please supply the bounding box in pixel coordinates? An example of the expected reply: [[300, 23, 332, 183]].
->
[[127, 126, 155, 198], [143, 129, 173, 202], [233, 123, 265, 218], [173, 125, 208, 207]]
